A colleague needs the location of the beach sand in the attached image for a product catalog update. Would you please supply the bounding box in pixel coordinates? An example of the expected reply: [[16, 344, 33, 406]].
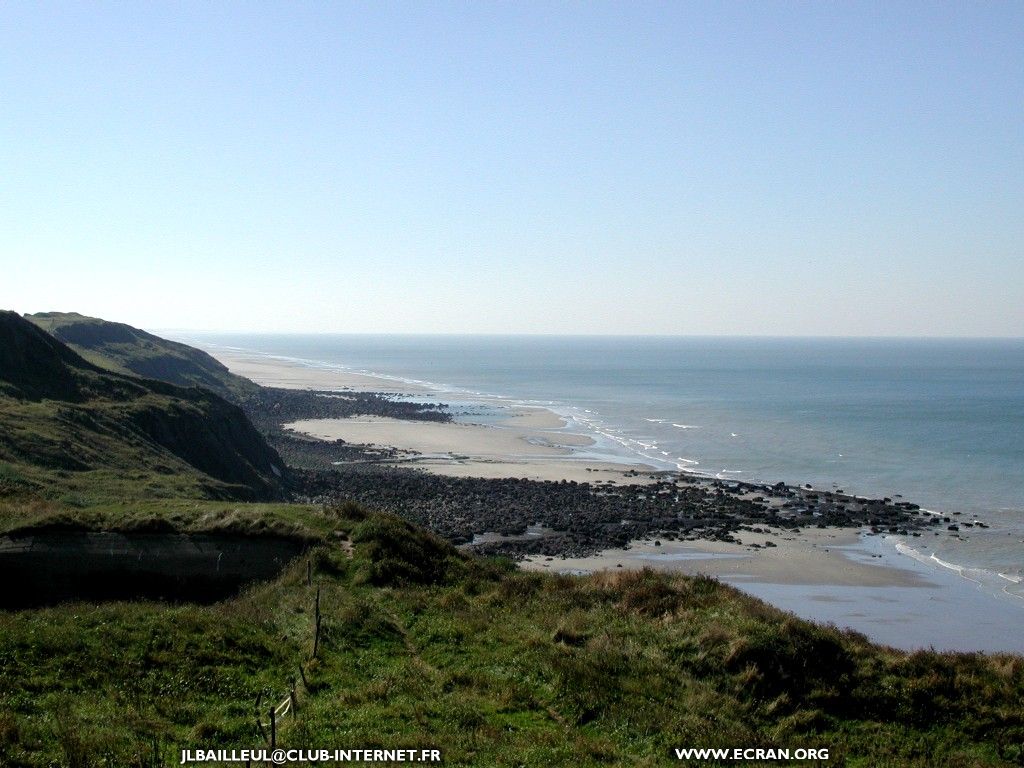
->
[[210, 348, 659, 484], [214, 350, 431, 393], [203, 345, 1024, 653], [284, 413, 662, 484], [286, 414, 595, 456], [521, 527, 924, 588]]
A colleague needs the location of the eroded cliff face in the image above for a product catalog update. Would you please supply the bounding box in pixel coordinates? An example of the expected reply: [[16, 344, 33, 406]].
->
[[0, 531, 306, 607], [124, 392, 285, 499], [0, 310, 285, 501]]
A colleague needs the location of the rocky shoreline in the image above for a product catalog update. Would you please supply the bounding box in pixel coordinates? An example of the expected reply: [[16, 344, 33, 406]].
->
[[293, 464, 955, 559], [246, 387, 967, 560], [239, 386, 452, 432]]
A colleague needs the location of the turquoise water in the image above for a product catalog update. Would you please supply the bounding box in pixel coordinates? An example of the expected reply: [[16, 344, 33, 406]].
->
[[180, 334, 1024, 581]]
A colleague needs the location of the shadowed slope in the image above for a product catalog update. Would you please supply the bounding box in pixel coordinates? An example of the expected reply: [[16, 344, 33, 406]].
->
[[26, 311, 257, 401], [0, 311, 283, 501]]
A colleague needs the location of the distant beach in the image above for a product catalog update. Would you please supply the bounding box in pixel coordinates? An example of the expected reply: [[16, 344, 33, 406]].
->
[[202, 343, 1024, 653], [219, 348, 659, 484]]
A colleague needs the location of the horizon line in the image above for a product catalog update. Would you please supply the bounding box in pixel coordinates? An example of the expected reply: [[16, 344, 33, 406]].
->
[[157, 329, 1024, 341]]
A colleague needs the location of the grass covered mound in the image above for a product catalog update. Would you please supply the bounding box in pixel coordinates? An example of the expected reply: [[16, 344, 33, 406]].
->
[[0, 505, 1021, 767]]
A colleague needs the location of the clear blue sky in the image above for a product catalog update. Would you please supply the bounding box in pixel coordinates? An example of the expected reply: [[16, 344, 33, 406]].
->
[[2, 1, 1021, 335]]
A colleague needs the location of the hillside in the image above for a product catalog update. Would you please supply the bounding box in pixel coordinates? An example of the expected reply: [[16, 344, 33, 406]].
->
[[0, 503, 1021, 766], [26, 311, 258, 402], [24, 311, 462, 477], [1, 311, 1022, 765], [0, 311, 283, 502]]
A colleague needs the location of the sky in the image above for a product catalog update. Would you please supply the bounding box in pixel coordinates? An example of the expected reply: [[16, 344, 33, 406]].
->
[[1, 2, 1022, 336]]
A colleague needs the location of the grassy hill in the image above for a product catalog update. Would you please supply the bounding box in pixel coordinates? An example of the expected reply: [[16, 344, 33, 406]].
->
[[0, 503, 1021, 766], [0, 311, 283, 503], [2, 310, 1022, 766], [26, 312, 257, 402]]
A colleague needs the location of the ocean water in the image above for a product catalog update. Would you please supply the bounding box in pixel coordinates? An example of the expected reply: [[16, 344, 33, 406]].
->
[[179, 334, 1024, 587]]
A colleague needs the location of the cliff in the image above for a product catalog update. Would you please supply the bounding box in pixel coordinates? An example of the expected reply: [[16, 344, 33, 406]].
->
[[0, 311, 283, 501], [25, 311, 258, 402]]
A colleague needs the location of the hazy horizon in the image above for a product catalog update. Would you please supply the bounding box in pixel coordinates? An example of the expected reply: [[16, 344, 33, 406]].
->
[[166, 327, 1024, 340], [3, 2, 1022, 336]]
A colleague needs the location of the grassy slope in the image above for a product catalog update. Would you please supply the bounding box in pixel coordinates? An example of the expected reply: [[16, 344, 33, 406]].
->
[[0, 311, 282, 503], [0, 496, 327, 539], [26, 312, 257, 402], [2, 313, 1021, 765], [1, 505, 1021, 767]]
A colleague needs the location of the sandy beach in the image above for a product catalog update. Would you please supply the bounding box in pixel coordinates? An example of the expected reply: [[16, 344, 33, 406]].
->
[[212, 350, 432, 393], [202, 345, 1024, 653], [286, 413, 595, 456], [211, 348, 660, 484], [282, 413, 660, 484], [521, 527, 923, 587]]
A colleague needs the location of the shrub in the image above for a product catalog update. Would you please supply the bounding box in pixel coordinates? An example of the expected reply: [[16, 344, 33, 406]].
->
[[723, 619, 854, 709], [350, 512, 460, 586]]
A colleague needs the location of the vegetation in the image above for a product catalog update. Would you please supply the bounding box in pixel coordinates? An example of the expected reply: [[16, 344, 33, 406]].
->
[[2, 311, 1022, 765], [0, 504, 1021, 766], [0, 311, 283, 502], [0, 496, 328, 540], [25, 312, 258, 402]]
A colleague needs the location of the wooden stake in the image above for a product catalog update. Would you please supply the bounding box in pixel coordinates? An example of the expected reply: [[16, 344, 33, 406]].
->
[[255, 691, 266, 740]]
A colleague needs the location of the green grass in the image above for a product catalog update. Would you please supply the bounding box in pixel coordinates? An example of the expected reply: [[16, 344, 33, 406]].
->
[[0, 496, 330, 540], [0, 505, 1021, 767], [1, 311, 282, 504], [25, 312, 258, 402], [0, 391, 279, 504]]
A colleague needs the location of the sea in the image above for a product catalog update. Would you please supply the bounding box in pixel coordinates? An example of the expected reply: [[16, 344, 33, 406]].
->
[[176, 334, 1024, 605]]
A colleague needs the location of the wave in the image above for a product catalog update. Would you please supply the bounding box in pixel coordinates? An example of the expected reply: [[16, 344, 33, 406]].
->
[[892, 540, 1024, 602], [671, 423, 701, 429]]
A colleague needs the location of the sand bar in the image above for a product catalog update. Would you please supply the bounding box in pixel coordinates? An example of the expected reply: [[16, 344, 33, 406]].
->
[[521, 527, 924, 588]]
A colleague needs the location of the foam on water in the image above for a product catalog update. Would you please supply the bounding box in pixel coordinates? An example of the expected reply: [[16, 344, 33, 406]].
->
[[893, 539, 1024, 603]]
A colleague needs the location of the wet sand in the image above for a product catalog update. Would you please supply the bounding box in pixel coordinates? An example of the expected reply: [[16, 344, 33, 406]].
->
[[524, 529, 1024, 653], [522, 528, 923, 587], [209, 348, 659, 484], [204, 346, 1024, 653]]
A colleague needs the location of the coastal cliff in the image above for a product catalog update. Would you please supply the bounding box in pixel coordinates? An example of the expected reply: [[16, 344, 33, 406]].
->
[[25, 311, 258, 401], [0, 311, 283, 501]]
